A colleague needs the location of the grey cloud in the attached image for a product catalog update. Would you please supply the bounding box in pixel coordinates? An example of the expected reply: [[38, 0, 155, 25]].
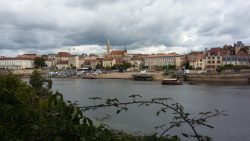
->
[[1, 0, 250, 56]]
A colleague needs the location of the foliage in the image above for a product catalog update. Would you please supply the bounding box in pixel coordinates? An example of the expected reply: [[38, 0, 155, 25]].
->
[[84, 96, 226, 141], [216, 66, 223, 73], [188, 66, 194, 70], [224, 64, 234, 68], [34, 57, 46, 68], [111, 62, 132, 71], [0, 73, 226, 141], [0, 74, 119, 141], [29, 70, 44, 89], [70, 64, 77, 69], [163, 65, 176, 71], [184, 62, 190, 70], [95, 64, 104, 70]]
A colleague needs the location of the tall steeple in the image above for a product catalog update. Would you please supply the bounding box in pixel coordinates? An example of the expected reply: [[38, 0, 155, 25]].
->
[[106, 39, 111, 54], [124, 44, 127, 52]]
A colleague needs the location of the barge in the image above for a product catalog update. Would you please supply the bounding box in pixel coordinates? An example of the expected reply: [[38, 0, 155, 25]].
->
[[161, 78, 182, 85]]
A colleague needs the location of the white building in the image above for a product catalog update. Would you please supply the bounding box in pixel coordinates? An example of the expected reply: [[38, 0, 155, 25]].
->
[[0, 58, 34, 69], [103, 58, 116, 68], [144, 53, 182, 69]]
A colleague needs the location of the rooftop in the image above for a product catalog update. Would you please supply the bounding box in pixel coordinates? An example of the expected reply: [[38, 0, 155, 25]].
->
[[57, 52, 71, 57]]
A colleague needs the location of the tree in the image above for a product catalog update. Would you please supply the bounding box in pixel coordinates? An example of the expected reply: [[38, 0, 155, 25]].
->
[[70, 64, 76, 69], [184, 62, 190, 70], [34, 57, 46, 68], [216, 66, 223, 73], [163, 65, 176, 71], [29, 70, 44, 89], [112, 62, 132, 71], [95, 64, 104, 70]]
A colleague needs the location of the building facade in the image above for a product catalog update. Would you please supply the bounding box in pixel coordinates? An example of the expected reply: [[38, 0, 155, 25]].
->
[[205, 48, 223, 70], [144, 53, 182, 69], [0, 58, 34, 69], [188, 52, 206, 70], [103, 58, 116, 68], [222, 55, 250, 66]]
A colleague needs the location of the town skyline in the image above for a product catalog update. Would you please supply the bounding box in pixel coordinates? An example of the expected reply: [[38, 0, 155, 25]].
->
[[0, 40, 248, 58]]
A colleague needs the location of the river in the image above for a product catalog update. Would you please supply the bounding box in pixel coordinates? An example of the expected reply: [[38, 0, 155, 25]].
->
[[51, 78, 250, 141]]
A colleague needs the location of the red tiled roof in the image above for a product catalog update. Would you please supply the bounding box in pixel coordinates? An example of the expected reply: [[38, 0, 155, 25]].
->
[[145, 53, 180, 58], [221, 49, 231, 56], [57, 52, 71, 57], [196, 54, 205, 59], [17, 54, 37, 59], [130, 56, 143, 60], [238, 51, 248, 56], [15, 57, 35, 60], [109, 50, 125, 55], [208, 48, 222, 55]]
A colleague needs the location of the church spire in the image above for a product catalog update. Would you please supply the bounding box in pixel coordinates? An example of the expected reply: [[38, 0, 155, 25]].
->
[[124, 44, 127, 52], [106, 38, 111, 54]]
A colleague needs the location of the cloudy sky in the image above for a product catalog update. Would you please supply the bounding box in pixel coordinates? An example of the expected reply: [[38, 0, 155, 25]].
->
[[1, 0, 250, 56]]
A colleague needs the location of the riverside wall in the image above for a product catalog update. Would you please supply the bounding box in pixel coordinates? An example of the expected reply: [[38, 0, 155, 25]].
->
[[96, 71, 250, 84], [188, 72, 250, 84], [1, 69, 249, 84], [0, 69, 47, 76], [96, 71, 165, 81], [0, 69, 34, 76]]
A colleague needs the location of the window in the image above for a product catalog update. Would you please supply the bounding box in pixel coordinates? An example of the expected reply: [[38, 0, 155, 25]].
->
[[217, 61, 220, 63], [212, 57, 215, 59], [212, 61, 215, 63], [217, 57, 220, 59]]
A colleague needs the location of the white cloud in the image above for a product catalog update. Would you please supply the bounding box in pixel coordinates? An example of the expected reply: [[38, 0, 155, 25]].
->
[[130, 45, 189, 55], [1, 0, 250, 57]]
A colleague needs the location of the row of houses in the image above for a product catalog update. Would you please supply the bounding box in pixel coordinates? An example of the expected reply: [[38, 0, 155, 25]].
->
[[188, 41, 250, 70], [1, 41, 249, 71], [0, 51, 182, 70]]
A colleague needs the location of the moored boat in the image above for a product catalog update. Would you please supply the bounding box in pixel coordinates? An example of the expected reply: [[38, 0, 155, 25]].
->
[[161, 78, 182, 85]]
